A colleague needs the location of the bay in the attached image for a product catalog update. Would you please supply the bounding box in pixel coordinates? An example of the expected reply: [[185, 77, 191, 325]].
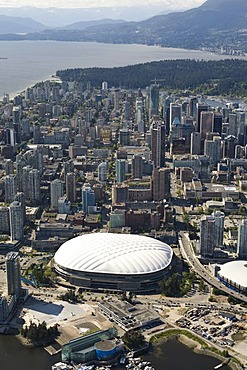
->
[[0, 334, 233, 370], [0, 41, 246, 99]]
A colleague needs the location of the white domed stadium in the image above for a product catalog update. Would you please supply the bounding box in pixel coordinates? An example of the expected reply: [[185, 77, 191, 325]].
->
[[54, 233, 173, 292], [217, 260, 247, 295]]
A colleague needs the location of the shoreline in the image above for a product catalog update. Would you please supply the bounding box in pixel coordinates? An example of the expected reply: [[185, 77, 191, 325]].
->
[[149, 330, 243, 370]]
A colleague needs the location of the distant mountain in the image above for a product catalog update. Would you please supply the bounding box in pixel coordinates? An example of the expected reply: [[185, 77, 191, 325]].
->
[[0, 0, 246, 53], [0, 4, 202, 26], [0, 15, 48, 33], [61, 19, 126, 31]]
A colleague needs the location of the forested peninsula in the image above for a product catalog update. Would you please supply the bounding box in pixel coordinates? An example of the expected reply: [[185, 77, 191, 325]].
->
[[56, 59, 247, 96]]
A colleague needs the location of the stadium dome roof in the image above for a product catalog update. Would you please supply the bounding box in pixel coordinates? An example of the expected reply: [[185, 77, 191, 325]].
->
[[218, 260, 247, 288], [54, 233, 173, 275]]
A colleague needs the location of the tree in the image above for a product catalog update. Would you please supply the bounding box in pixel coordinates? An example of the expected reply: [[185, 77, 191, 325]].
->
[[122, 330, 145, 349]]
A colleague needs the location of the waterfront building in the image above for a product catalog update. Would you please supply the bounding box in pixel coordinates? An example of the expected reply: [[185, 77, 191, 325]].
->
[[237, 219, 247, 259], [6, 252, 21, 298]]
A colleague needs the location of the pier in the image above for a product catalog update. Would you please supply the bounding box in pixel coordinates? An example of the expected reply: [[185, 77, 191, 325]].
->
[[214, 358, 230, 369]]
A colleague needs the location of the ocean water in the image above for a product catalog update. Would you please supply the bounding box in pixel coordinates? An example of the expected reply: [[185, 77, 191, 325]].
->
[[0, 41, 246, 98]]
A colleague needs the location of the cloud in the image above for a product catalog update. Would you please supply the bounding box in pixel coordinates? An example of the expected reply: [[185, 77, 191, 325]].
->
[[0, 0, 205, 9]]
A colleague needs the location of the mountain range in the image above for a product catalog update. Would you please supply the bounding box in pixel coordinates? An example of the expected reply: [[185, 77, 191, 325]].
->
[[0, 0, 246, 53]]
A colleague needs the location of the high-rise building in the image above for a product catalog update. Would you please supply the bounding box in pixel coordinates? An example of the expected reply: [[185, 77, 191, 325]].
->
[[152, 167, 170, 201], [204, 136, 222, 165], [4, 159, 14, 175], [237, 219, 247, 259], [82, 184, 95, 214], [196, 103, 208, 132], [132, 154, 143, 179], [6, 252, 21, 298], [0, 207, 10, 235], [200, 111, 213, 139], [4, 174, 17, 203], [50, 179, 64, 210], [14, 192, 26, 223], [213, 112, 223, 135], [116, 159, 126, 183], [9, 201, 24, 242], [66, 172, 76, 203], [199, 215, 215, 257], [29, 169, 41, 204], [150, 119, 165, 168], [149, 83, 159, 118], [211, 211, 224, 247], [98, 162, 108, 184], [63, 160, 74, 181], [190, 132, 201, 155], [169, 103, 182, 131]]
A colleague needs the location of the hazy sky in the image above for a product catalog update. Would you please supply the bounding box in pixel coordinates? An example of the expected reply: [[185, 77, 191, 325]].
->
[[0, 0, 205, 9]]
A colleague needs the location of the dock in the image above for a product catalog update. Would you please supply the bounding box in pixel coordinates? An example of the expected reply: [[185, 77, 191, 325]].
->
[[214, 358, 230, 369]]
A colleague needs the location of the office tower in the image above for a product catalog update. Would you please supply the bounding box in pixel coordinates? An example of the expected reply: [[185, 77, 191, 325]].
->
[[33, 123, 41, 144], [149, 83, 159, 118], [6, 252, 21, 298], [136, 97, 145, 133], [66, 172, 76, 203], [4, 159, 14, 175], [29, 169, 41, 204], [112, 184, 129, 204], [237, 219, 247, 259], [189, 97, 198, 119], [152, 167, 170, 201], [101, 81, 108, 91], [50, 179, 64, 210], [119, 129, 130, 145], [82, 184, 95, 214], [5, 174, 17, 203], [200, 111, 213, 139], [0, 206, 10, 235], [14, 192, 26, 223], [204, 137, 222, 165], [213, 112, 223, 135], [191, 132, 201, 155], [116, 159, 126, 183], [9, 201, 24, 242], [98, 162, 108, 184], [169, 103, 182, 131], [124, 101, 131, 121], [150, 119, 166, 168], [228, 113, 237, 137], [114, 89, 120, 111], [196, 103, 208, 132], [223, 135, 236, 159], [199, 215, 215, 257], [132, 154, 143, 179], [0, 296, 9, 322], [211, 211, 224, 247], [63, 160, 74, 181]]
